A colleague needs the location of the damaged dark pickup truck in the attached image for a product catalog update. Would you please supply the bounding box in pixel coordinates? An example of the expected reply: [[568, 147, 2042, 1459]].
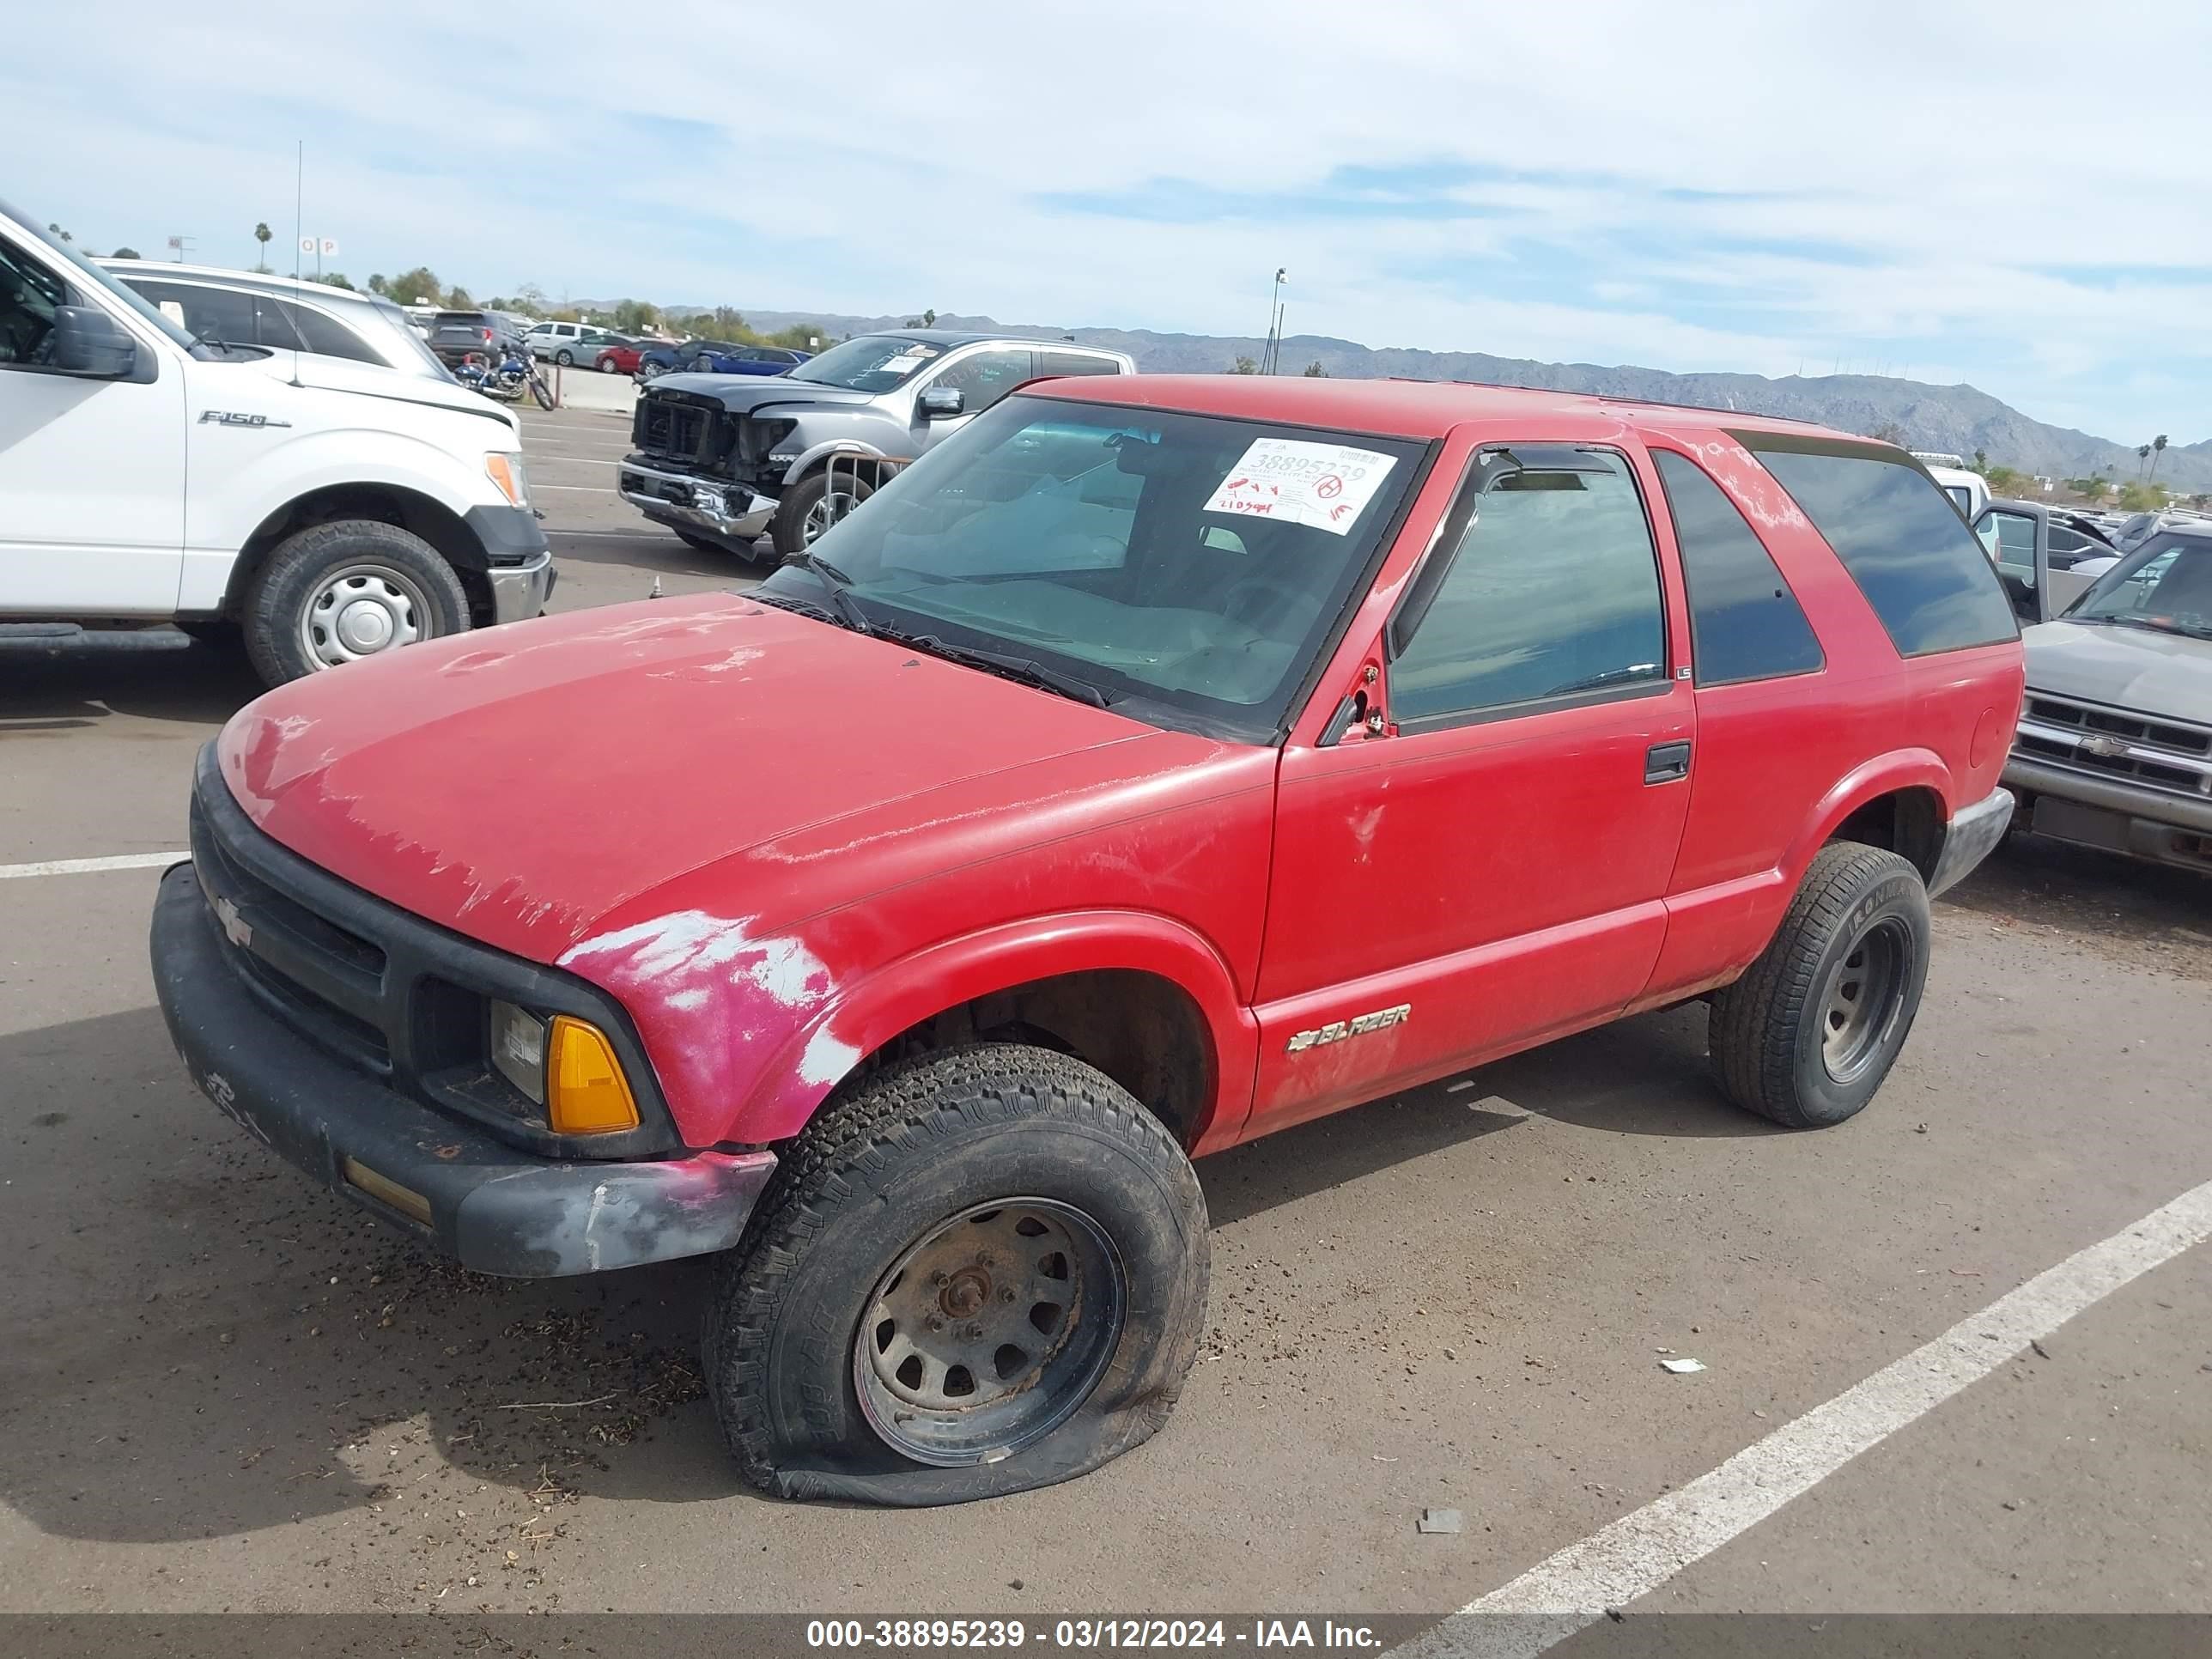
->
[[617, 329, 1132, 560]]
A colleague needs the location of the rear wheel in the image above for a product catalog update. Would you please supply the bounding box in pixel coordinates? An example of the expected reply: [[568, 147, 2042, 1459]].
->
[[770, 470, 873, 559], [241, 520, 470, 685], [1707, 841, 1931, 1128], [703, 1044, 1207, 1505], [599, 356, 621, 374]]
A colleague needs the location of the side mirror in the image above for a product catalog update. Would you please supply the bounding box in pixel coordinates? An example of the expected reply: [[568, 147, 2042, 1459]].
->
[[51, 307, 139, 379], [920, 386, 964, 418]]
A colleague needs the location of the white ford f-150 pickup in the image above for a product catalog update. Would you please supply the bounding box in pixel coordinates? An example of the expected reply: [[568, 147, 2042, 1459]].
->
[[1, 200, 554, 683]]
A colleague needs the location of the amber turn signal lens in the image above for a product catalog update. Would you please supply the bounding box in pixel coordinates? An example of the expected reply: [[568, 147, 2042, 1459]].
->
[[545, 1015, 640, 1134]]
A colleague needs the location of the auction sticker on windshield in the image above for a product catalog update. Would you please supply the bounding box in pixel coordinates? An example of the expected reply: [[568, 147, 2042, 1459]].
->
[[1204, 438, 1398, 534]]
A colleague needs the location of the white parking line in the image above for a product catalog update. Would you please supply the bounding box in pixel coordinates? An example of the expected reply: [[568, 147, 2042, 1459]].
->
[[544, 527, 677, 539], [0, 852, 186, 879], [1407, 1174, 2212, 1657], [533, 484, 618, 494]]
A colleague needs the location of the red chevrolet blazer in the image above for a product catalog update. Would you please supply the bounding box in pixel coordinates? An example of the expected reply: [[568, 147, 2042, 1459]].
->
[[154, 375, 2023, 1504]]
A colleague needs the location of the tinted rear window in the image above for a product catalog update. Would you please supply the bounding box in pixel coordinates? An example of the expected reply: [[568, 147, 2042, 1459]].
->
[[1744, 443, 2017, 656], [1653, 450, 1824, 686]]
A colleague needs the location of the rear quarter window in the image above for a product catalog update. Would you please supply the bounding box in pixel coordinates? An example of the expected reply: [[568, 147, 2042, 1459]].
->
[[1741, 441, 2018, 656]]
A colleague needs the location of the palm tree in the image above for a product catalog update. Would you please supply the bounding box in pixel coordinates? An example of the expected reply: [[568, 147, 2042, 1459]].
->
[[253, 222, 272, 270], [2137, 444, 2153, 477], [2149, 434, 2169, 483]]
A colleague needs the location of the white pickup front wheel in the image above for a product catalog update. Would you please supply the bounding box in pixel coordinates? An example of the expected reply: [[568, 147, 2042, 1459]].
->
[[242, 520, 470, 685]]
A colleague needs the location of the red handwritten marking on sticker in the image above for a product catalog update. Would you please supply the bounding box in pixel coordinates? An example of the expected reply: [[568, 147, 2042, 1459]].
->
[[1316, 475, 1344, 500]]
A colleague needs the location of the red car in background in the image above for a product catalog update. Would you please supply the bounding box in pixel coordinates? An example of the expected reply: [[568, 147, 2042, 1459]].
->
[[592, 337, 646, 375]]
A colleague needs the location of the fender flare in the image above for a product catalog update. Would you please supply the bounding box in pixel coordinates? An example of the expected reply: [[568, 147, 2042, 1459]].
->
[[733, 910, 1260, 1152], [1782, 747, 1954, 884], [779, 438, 890, 488]]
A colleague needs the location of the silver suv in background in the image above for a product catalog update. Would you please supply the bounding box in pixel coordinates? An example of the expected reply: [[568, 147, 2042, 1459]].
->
[[618, 331, 1133, 559], [2005, 521, 2212, 874], [101, 260, 453, 380]]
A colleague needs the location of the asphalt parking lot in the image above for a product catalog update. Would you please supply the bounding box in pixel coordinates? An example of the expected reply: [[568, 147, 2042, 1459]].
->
[[3, 405, 2209, 1634]]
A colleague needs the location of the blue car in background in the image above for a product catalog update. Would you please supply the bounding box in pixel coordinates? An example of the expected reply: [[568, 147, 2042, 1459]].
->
[[635, 339, 811, 380]]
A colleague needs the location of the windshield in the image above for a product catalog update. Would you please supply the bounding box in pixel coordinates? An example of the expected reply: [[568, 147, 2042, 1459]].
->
[[15, 216, 199, 353], [786, 334, 945, 392], [757, 396, 1425, 740], [2069, 538, 2212, 638]]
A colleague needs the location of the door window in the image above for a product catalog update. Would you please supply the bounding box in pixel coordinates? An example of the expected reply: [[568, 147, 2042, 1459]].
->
[[267, 299, 380, 362], [1654, 450, 1823, 685], [1979, 509, 2038, 573], [0, 234, 64, 366], [128, 279, 257, 349], [1042, 350, 1120, 378], [1390, 450, 1667, 724], [927, 349, 1036, 415]]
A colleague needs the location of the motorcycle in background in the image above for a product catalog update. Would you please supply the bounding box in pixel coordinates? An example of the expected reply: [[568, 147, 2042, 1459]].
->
[[455, 342, 554, 410]]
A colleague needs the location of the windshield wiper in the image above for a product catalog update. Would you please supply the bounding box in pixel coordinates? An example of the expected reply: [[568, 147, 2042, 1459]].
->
[[1543, 663, 1661, 697], [896, 631, 1114, 708], [780, 551, 874, 635]]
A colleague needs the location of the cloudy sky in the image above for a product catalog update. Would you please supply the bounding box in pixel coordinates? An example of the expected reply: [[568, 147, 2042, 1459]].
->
[[11, 0, 2209, 443]]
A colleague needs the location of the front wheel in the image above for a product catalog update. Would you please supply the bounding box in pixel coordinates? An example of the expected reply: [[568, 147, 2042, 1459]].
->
[[530, 373, 555, 410], [769, 470, 873, 559], [1707, 841, 1931, 1128], [555, 349, 574, 367], [240, 520, 470, 684], [703, 1044, 1208, 1505]]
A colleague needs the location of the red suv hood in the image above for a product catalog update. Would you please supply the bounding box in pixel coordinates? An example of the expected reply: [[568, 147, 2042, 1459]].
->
[[217, 594, 1158, 962]]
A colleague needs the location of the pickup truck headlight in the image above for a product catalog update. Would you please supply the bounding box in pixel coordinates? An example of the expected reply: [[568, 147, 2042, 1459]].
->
[[489, 1000, 640, 1135], [484, 452, 532, 508]]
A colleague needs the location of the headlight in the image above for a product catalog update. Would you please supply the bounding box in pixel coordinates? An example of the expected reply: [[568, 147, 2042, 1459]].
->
[[484, 451, 531, 508], [489, 999, 546, 1100], [487, 1000, 639, 1135]]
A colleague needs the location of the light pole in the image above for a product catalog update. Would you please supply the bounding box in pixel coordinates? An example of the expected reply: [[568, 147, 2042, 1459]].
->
[[1264, 267, 1286, 374]]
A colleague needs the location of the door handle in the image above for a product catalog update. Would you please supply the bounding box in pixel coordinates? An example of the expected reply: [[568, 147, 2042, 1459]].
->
[[1644, 740, 1692, 785]]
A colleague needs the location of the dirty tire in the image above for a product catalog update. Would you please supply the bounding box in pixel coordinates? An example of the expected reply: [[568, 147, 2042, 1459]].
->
[[1707, 840, 1931, 1128], [769, 470, 872, 560], [241, 520, 470, 685], [704, 1043, 1208, 1506]]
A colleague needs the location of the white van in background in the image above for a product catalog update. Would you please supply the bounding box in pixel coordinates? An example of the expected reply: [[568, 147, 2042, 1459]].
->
[[0, 202, 555, 684], [1924, 463, 1990, 526]]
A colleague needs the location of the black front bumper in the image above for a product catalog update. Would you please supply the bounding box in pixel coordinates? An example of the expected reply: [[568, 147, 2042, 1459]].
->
[[151, 863, 775, 1277]]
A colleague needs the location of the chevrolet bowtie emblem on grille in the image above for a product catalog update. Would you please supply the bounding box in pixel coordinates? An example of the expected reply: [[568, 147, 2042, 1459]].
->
[[214, 895, 252, 950], [2077, 734, 2130, 759]]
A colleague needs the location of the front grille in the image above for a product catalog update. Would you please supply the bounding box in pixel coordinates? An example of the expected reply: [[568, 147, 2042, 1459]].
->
[[2026, 695, 2211, 758], [2015, 691, 2212, 799], [631, 391, 733, 473], [184, 746, 677, 1159]]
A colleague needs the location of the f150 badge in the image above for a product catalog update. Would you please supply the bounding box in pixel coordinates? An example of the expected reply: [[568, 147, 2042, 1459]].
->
[[1286, 1003, 1410, 1053], [198, 410, 291, 428]]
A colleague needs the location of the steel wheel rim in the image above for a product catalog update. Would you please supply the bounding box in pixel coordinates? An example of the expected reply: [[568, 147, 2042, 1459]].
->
[[300, 562, 434, 668], [802, 489, 859, 544], [1819, 915, 1911, 1083], [852, 1197, 1125, 1468]]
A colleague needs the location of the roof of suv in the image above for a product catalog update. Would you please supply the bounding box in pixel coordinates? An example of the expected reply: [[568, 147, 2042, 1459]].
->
[[1036, 373, 1870, 446], [100, 258, 405, 311]]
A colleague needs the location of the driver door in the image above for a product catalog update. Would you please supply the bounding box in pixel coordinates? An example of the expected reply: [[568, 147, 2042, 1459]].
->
[[0, 228, 185, 615], [1976, 506, 2050, 623], [912, 348, 1036, 452]]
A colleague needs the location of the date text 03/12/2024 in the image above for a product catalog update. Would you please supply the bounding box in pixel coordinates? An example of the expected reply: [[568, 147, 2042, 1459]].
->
[[805, 1619, 1384, 1650]]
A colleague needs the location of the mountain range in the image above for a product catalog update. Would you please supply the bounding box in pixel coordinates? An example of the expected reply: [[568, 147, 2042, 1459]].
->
[[659, 304, 2208, 495]]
